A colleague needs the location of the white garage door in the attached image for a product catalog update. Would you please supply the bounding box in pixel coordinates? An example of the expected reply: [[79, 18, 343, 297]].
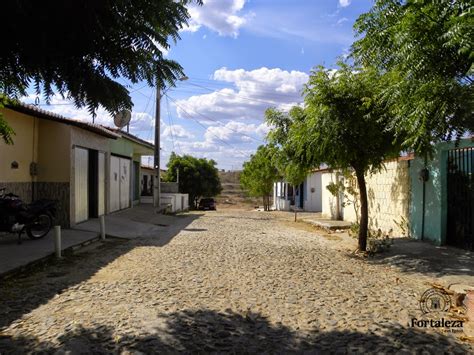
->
[[120, 158, 131, 209], [109, 156, 121, 212], [109, 156, 131, 212], [74, 147, 88, 223]]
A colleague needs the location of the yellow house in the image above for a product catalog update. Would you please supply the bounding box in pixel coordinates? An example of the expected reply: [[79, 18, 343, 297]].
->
[[0, 103, 119, 227]]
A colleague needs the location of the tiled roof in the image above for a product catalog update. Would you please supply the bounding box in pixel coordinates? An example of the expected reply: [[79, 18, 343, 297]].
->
[[6, 102, 120, 139], [106, 127, 154, 149]]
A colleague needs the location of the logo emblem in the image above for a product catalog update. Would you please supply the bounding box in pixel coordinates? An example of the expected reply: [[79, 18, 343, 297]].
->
[[420, 288, 451, 314]]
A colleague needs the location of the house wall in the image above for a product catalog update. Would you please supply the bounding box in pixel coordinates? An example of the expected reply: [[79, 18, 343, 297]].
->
[[303, 172, 322, 212], [0, 108, 39, 202], [70, 127, 110, 226], [321, 171, 340, 219], [36, 120, 72, 226], [343, 160, 411, 237], [410, 139, 474, 245], [273, 181, 290, 211]]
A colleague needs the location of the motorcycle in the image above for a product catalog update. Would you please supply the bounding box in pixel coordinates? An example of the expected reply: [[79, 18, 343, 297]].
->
[[0, 187, 57, 244]]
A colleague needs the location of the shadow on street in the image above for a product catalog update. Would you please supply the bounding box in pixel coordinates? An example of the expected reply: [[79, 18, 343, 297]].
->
[[0, 308, 469, 353]]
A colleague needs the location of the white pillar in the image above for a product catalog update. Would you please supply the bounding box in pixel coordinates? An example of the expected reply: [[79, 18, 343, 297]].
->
[[100, 215, 106, 241], [54, 226, 62, 258]]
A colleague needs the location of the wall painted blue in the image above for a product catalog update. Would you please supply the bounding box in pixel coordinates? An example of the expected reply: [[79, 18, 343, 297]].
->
[[410, 138, 473, 245]]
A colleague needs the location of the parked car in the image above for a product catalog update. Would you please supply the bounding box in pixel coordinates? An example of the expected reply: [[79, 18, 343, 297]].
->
[[198, 198, 216, 210]]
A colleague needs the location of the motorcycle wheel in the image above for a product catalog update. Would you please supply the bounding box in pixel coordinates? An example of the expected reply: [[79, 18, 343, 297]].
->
[[26, 213, 52, 239]]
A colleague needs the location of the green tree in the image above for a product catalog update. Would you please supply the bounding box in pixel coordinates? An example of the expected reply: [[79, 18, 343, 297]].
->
[[240, 145, 279, 211], [287, 64, 401, 251], [0, 0, 201, 143], [352, 0, 474, 154], [165, 153, 222, 208], [266, 107, 309, 220]]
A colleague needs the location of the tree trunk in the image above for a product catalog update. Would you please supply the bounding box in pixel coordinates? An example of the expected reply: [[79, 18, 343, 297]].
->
[[293, 185, 297, 222], [355, 169, 368, 252]]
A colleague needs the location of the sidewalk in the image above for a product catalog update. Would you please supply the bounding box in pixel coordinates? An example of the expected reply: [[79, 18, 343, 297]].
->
[[0, 228, 98, 277], [0, 205, 196, 277]]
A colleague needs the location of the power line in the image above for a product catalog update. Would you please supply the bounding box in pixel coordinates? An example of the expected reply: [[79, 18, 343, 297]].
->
[[165, 94, 251, 158], [165, 95, 177, 154], [166, 96, 184, 156], [166, 95, 266, 144]]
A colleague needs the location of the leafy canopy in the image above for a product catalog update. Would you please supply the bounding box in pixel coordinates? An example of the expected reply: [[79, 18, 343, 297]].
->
[[265, 107, 309, 187], [240, 145, 279, 198], [289, 64, 402, 173], [165, 153, 222, 207], [352, 0, 474, 154], [1, 0, 201, 116]]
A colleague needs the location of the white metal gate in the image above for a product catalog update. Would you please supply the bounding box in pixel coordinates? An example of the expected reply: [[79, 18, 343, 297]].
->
[[120, 158, 130, 209], [109, 155, 131, 212], [74, 147, 88, 223]]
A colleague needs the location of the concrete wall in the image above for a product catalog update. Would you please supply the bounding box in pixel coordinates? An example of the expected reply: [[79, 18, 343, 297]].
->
[[303, 172, 322, 212], [343, 160, 411, 237], [321, 171, 341, 219], [410, 139, 474, 245], [161, 193, 189, 212], [321, 160, 411, 237], [0, 109, 38, 202], [37, 119, 70, 182]]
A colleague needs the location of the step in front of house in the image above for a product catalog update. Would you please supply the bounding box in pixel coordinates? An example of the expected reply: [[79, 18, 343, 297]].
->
[[302, 218, 352, 231]]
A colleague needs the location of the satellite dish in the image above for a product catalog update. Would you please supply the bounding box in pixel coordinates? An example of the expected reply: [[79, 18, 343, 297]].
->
[[114, 109, 131, 129]]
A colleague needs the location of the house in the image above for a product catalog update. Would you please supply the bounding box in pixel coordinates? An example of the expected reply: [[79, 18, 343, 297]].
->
[[106, 129, 154, 212], [273, 170, 323, 212], [140, 166, 189, 212], [0, 103, 158, 227], [0, 103, 119, 227], [320, 158, 412, 237], [409, 138, 473, 250], [308, 138, 474, 250]]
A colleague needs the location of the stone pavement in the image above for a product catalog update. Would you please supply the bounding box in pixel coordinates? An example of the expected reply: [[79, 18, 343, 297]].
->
[[0, 205, 193, 277], [0, 209, 472, 353]]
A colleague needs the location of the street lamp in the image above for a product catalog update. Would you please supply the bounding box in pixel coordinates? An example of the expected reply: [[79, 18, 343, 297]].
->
[[153, 75, 188, 211]]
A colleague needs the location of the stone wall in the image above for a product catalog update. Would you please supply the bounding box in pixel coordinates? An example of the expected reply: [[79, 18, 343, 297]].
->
[[35, 182, 70, 228], [161, 182, 179, 193], [0, 182, 70, 227], [0, 182, 33, 203]]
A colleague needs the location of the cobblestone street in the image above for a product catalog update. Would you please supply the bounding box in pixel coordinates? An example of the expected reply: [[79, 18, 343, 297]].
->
[[0, 210, 472, 353]]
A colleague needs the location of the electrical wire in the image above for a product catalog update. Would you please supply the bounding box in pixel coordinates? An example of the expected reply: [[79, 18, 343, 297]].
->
[[166, 95, 266, 144], [165, 94, 251, 158]]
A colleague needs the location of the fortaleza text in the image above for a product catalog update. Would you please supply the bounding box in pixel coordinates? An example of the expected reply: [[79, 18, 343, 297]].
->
[[411, 318, 464, 328]]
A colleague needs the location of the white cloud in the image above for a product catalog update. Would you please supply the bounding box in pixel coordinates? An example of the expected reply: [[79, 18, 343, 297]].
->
[[339, 0, 351, 7], [162, 124, 194, 139], [175, 67, 308, 123], [183, 0, 249, 38], [336, 17, 349, 25]]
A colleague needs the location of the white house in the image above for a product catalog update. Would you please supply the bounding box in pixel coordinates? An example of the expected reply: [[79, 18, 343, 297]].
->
[[273, 170, 323, 212]]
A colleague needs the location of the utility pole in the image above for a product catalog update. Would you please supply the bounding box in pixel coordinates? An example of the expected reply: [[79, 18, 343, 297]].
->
[[152, 75, 187, 211], [153, 78, 161, 210]]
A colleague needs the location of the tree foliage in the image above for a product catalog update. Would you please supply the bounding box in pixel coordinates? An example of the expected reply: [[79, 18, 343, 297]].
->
[[240, 145, 279, 211], [0, 95, 15, 144], [265, 107, 309, 188], [1, 0, 201, 117], [352, 0, 474, 154], [165, 153, 222, 208], [282, 64, 402, 251]]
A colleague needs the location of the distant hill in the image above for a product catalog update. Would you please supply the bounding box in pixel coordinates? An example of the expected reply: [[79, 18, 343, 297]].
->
[[217, 171, 259, 208]]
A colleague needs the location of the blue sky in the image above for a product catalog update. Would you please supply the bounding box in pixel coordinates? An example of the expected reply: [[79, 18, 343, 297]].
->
[[26, 0, 373, 170]]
